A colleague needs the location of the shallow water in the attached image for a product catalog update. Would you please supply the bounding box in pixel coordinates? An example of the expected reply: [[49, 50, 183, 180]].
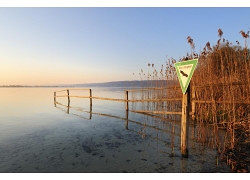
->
[[0, 87, 231, 172]]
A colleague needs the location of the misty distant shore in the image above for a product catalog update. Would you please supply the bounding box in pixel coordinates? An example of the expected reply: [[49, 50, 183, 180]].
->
[[0, 80, 177, 88]]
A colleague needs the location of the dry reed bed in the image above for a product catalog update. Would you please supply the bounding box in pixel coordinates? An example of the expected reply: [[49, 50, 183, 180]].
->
[[132, 29, 249, 172]]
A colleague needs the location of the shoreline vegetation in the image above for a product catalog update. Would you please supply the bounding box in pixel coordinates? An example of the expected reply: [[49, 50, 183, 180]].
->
[[131, 29, 249, 172]]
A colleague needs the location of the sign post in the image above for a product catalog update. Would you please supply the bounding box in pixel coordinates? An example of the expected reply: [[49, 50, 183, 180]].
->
[[174, 59, 198, 157]]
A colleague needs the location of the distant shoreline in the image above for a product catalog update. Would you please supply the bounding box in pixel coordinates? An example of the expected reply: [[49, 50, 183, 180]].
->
[[0, 80, 177, 88], [0, 86, 62, 88]]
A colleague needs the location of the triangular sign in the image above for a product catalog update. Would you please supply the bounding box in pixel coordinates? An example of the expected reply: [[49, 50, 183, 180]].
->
[[174, 59, 198, 94]]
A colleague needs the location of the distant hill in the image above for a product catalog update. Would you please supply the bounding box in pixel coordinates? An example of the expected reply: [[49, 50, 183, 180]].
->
[[71, 80, 178, 88], [0, 80, 178, 88]]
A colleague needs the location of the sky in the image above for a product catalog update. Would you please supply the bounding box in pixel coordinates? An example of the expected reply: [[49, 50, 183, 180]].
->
[[0, 8, 249, 85]]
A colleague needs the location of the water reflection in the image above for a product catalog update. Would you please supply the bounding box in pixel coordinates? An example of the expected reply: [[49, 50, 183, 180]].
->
[[55, 101, 92, 120], [53, 93, 234, 172], [54, 98, 180, 138], [0, 88, 232, 172]]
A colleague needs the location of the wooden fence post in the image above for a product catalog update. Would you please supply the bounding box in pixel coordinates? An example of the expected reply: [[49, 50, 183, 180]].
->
[[54, 92, 56, 106], [125, 90, 129, 111], [181, 85, 190, 158], [125, 90, 129, 129], [67, 89, 70, 103], [89, 89, 92, 109], [67, 90, 70, 114], [125, 110, 129, 130], [89, 89, 92, 119]]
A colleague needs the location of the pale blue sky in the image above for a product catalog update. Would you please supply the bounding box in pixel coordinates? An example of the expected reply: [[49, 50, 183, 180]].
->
[[0, 8, 249, 85]]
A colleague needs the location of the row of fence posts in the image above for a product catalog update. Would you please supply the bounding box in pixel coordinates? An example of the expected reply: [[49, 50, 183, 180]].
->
[[53, 88, 191, 158], [54, 89, 93, 119]]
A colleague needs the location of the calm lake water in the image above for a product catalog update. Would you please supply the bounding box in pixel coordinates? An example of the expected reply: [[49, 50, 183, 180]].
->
[[0, 87, 231, 172]]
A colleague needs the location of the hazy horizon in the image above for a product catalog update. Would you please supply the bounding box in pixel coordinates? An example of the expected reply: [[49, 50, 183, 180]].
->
[[1, 8, 249, 85], [0, 79, 178, 87]]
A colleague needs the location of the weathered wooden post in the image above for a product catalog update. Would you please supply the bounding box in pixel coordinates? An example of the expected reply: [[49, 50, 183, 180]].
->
[[67, 102, 70, 114], [67, 89, 70, 114], [89, 89, 92, 109], [54, 92, 56, 106], [125, 90, 129, 111], [181, 85, 190, 157], [125, 110, 129, 130], [124, 90, 129, 130], [67, 89, 70, 103], [89, 113, 92, 119], [174, 59, 198, 158], [89, 89, 92, 119]]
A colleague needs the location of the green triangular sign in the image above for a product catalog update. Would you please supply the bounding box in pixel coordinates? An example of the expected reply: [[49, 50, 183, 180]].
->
[[174, 59, 198, 94]]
